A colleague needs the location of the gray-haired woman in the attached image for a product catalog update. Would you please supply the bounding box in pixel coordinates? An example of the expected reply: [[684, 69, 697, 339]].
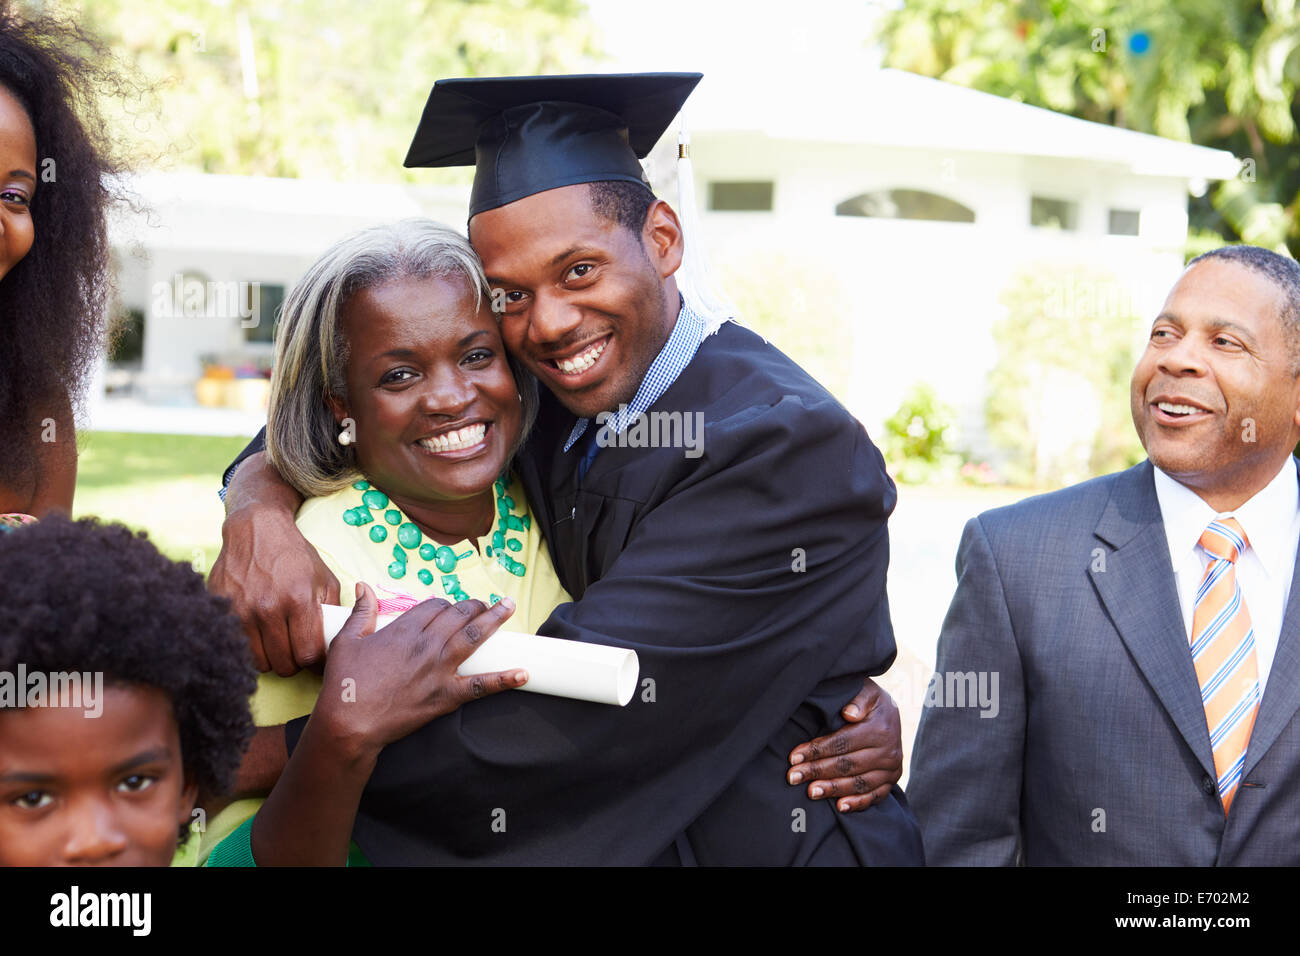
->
[[201, 219, 570, 866]]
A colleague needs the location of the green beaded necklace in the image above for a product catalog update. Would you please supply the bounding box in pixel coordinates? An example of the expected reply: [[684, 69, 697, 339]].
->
[[340, 474, 530, 605]]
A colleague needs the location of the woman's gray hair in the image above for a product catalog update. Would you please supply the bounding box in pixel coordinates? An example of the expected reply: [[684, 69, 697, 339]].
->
[[266, 218, 538, 498]]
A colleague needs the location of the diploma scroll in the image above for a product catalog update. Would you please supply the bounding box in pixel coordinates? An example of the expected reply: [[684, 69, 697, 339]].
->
[[320, 604, 639, 706]]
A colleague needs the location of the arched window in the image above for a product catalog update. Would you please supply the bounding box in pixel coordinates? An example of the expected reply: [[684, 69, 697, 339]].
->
[[835, 189, 975, 223]]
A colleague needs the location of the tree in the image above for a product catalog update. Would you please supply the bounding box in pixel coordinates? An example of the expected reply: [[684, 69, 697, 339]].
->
[[985, 263, 1146, 487], [49, 0, 599, 181], [876, 0, 1300, 257]]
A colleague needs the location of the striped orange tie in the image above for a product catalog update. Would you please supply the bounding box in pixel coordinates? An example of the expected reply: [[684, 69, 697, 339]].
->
[[1191, 517, 1261, 815]]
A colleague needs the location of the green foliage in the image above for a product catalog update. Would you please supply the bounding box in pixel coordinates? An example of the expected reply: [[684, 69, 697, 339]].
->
[[73, 431, 253, 575], [882, 382, 959, 484], [1185, 226, 1234, 260], [985, 264, 1145, 486], [718, 252, 853, 404], [44, 0, 599, 181], [877, 0, 1300, 257]]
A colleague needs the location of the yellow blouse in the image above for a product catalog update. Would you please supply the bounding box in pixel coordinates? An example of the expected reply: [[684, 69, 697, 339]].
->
[[196, 472, 569, 864]]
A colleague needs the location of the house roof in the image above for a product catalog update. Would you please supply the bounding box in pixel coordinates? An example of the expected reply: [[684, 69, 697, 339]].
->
[[106, 66, 1240, 258], [107, 172, 471, 255], [687, 68, 1240, 181]]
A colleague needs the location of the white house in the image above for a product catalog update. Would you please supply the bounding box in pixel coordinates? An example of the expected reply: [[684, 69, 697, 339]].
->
[[666, 68, 1240, 461], [101, 68, 1240, 458], [104, 173, 470, 415]]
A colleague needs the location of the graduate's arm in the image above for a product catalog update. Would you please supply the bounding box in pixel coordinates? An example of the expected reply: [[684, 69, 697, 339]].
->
[[906, 516, 1026, 866], [220, 426, 267, 494], [252, 586, 527, 866], [208, 438, 337, 677]]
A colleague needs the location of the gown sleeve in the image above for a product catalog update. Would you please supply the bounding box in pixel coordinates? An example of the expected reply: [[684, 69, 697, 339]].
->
[[219, 426, 267, 494]]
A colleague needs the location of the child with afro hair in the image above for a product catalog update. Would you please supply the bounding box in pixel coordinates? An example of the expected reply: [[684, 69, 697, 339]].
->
[[0, 515, 255, 866]]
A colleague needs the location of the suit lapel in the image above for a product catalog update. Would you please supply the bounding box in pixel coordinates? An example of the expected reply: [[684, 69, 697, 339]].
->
[[1243, 456, 1300, 776], [1089, 461, 1216, 777]]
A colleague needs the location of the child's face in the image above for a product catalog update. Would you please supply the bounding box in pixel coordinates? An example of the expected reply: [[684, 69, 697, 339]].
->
[[0, 683, 197, 866]]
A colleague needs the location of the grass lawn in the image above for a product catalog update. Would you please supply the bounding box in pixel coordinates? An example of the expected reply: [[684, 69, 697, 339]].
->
[[73, 431, 253, 576], [69, 431, 1049, 610]]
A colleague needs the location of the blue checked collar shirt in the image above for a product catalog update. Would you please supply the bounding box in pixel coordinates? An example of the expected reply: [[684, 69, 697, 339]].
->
[[562, 298, 708, 454]]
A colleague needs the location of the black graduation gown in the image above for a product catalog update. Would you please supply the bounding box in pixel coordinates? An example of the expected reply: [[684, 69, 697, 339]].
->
[[230, 323, 924, 864]]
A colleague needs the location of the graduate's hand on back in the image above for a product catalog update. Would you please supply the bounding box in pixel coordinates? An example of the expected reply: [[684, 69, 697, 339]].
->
[[311, 583, 529, 761], [209, 451, 337, 677], [786, 677, 903, 812]]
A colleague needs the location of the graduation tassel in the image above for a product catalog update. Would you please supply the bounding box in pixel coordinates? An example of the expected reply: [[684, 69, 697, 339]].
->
[[674, 118, 741, 336]]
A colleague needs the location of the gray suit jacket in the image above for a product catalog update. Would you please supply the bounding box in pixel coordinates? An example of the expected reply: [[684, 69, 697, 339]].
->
[[908, 458, 1300, 865]]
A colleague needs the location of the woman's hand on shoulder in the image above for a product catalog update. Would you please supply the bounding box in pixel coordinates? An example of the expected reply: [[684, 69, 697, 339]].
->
[[311, 582, 528, 762]]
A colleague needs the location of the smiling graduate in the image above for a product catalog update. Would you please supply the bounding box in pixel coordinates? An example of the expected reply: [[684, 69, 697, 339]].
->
[[216, 73, 922, 865]]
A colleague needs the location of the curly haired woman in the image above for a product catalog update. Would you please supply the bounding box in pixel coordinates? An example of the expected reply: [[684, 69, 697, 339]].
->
[[0, 6, 126, 525]]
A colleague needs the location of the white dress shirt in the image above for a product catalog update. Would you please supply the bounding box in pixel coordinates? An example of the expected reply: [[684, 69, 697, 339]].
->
[[1153, 458, 1300, 696]]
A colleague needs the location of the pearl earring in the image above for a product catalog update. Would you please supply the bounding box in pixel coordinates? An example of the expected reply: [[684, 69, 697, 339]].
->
[[338, 429, 352, 446]]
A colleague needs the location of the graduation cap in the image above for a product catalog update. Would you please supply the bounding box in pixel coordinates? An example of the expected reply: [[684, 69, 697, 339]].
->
[[404, 72, 703, 218]]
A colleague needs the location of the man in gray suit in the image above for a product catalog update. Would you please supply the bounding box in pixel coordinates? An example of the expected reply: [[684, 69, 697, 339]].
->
[[909, 245, 1300, 865]]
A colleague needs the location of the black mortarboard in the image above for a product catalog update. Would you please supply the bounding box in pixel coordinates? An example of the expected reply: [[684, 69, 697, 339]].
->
[[404, 72, 703, 218]]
